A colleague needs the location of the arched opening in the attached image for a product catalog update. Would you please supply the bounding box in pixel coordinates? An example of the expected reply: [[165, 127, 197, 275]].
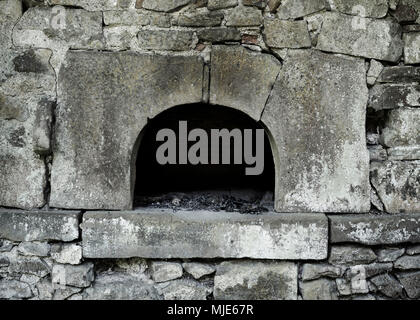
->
[[133, 104, 275, 213]]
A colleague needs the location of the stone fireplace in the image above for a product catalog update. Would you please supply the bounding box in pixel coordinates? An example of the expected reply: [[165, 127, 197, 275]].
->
[[0, 0, 419, 300]]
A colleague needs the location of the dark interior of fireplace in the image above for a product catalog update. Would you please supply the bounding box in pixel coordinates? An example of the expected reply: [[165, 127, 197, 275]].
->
[[134, 104, 275, 213]]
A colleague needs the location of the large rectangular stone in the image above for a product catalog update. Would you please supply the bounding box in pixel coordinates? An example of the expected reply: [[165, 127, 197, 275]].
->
[[317, 12, 403, 62], [330, 214, 420, 245], [377, 66, 420, 83], [368, 84, 420, 111], [262, 49, 370, 213], [381, 108, 420, 147], [82, 210, 328, 260], [0, 209, 81, 242]]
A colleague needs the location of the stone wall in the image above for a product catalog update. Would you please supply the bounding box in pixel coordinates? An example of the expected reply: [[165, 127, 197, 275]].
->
[[0, 0, 419, 300]]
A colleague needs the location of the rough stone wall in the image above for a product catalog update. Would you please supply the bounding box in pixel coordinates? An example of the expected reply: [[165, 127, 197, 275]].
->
[[0, 0, 419, 300]]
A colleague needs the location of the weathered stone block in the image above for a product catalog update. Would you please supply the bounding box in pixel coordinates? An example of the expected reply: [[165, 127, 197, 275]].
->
[[17, 242, 50, 257], [369, 84, 420, 111], [183, 263, 215, 279], [371, 161, 420, 213], [13, 7, 103, 50], [370, 274, 404, 298], [52, 263, 94, 288], [172, 8, 224, 27], [328, 0, 388, 18], [157, 279, 211, 300], [377, 66, 420, 83], [208, 0, 238, 10], [367, 60, 384, 85], [376, 247, 405, 262], [300, 279, 338, 300], [50, 243, 82, 265], [388, 146, 420, 161], [83, 273, 160, 300], [262, 49, 370, 213], [82, 210, 328, 260], [0, 209, 80, 242], [50, 51, 204, 210], [210, 45, 281, 121], [302, 264, 343, 281], [49, 0, 132, 11], [197, 27, 241, 42], [104, 26, 140, 50], [0, 279, 32, 299], [264, 19, 311, 49], [317, 12, 403, 62], [103, 10, 170, 27], [390, 110, 420, 147], [277, 0, 326, 19], [138, 0, 191, 12], [404, 32, 420, 64], [395, 255, 420, 270], [225, 6, 263, 27], [330, 214, 420, 245], [396, 271, 420, 298], [137, 29, 193, 51], [214, 261, 297, 300], [329, 245, 377, 265], [151, 261, 183, 283], [8, 256, 50, 277]]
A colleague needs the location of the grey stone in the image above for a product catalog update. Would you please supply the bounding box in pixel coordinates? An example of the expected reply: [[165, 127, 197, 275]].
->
[[103, 10, 170, 27], [0, 48, 56, 209], [151, 261, 183, 283], [329, 246, 376, 265], [183, 262, 215, 279], [13, 7, 103, 50], [82, 210, 328, 260], [33, 98, 53, 155], [157, 279, 211, 300], [407, 245, 420, 255], [83, 272, 160, 300], [300, 279, 338, 300], [381, 108, 420, 146], [17, 242, 50, 257], [267, 0, 281, 12], [103, 26, 140, 50], [362, 262, 393, 278], [49, 0, 132, 11], [328, 0, 388, 18], [139, 0, 191, 12], [0, 279, 32, 299], [302, 264, 343, 281], [388, 146, 420, 161], [335, 278, 352, 296], [391, 3, 419, 22], [368, 145, 387, 161], [394, 255, 420, 270], [9, 257, 50, 277], [396, 271, 420, 299], [277, 0, 326, 19], [36, 279, 54, 300], [403, 25, 420, 33], [330, 214, 420, 245], [208, 0, 238, 10], [377, 66, 420, 83], [401, 0, 420, 24], [0, 0, 22, 20], [53, 286, 82, 300], [371, 161, 420, 213], [225, 6, 263, 27], [0, 209, 80, 242], [0, 240, 14, 252], [264, 19, 311, 49], [197, 28, 241, 42], [376, 248, 405, 262], [172, 8, 224, 27], [52, 263, 94, 288], [210, 45, 281, 121], [214, 261, 297, 300], [0, 255, 10, 267], [50, 51, 203, 210], [137, 29, 193, 51], [317, 12, 403, 62], [262, 49, 370, 213], [367, 133, 380, 145], [50, 244, 82, 265], [367, 60, 384, 85], [369, 85, 420, 111], [371, 188, 385, 211], [370, 274, 404, 298]]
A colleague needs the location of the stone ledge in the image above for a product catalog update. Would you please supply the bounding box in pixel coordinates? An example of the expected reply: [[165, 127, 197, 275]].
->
[[81, 210, 328, 260], [330, 214, 420, 245], [0, 209, 81, 242]]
